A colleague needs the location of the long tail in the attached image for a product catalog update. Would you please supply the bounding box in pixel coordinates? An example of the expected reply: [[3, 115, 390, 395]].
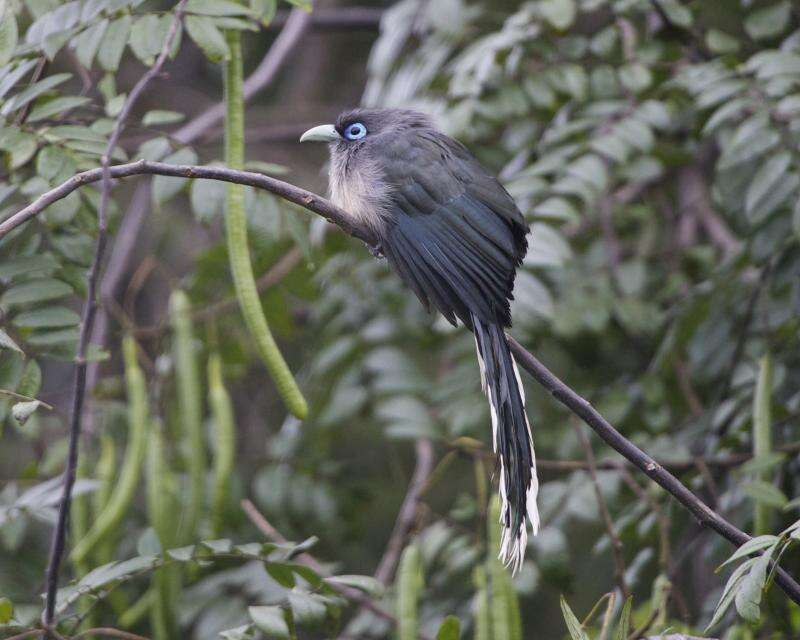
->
[[472, 313, 539, 573]]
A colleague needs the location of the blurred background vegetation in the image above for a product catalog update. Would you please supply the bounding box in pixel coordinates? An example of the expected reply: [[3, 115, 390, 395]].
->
[[1, 0, 800, 638]]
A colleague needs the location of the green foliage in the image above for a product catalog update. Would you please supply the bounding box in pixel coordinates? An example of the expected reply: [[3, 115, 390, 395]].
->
[[1, 0, 800, 638]]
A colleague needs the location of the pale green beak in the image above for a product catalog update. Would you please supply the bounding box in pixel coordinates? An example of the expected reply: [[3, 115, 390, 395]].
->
[[299, 124, 340, 143]]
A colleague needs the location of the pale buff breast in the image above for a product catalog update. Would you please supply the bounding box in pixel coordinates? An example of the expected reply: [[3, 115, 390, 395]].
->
[[328, 152, 392, 232]]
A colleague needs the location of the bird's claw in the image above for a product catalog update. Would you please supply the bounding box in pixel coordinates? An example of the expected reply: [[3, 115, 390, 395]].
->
[[369, 242, 385, 259]]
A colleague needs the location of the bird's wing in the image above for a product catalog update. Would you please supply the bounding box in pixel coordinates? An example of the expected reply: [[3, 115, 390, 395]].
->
[[378, 131, 528, 327]]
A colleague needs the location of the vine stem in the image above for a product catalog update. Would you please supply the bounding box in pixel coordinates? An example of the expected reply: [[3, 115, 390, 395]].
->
[[40, 2, 187, 633], [9, 160, 800, 606]]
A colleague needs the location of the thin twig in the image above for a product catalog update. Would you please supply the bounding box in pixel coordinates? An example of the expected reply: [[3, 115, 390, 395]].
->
[[373, 439, 435, 585], [40, 3, 188, 635], [574, 423, 629, 600]]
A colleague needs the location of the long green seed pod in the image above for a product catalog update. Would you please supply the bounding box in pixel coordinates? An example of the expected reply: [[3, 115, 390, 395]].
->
[[396, 544, 423, 640], [146, 422, 180, 640], [71, 336, 149, 564], [473, 566, 490, 640], [223, 30, 307, 420], [169, 290, 205, 542], [753, 353, 773, 536], [208, 352, 235, 538], [93, 434, 117, 566]]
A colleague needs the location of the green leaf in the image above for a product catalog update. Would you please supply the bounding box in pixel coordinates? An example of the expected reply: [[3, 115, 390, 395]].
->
[[129, 14, 161, 66], [739, 452, 786, 477], [190, 174, 226, 223], [735, 551, 771, 621], [186, 0, 254, 16], [0, 4, 19, 68], [265, 561, 296, 588], [16, 359, 41, 399], [26, 327, 80, 347], [13, 306, 81, 329], [325, 574, 385, 598], [287, 591, 327, 625], [744, 2, 791, 40], [142, 110, 185, 126], [745, 152, 795, 221], [614, 596, 632, 640], [707, 559, 756, 630], [0, 329, 23, 354], [248, 605, 291, 639], [28, 96, 90, 123], [0, 255, 59, 280], [97, 15, 131, 72], [718, 114, 779, 170], [538, 0, 576, 30], [655, 0, 693, 27], [742, 480, 788, 508], [0, 73, 72, 116], [36, 145, 75, 182], [706, 29, 740, 54], [619, 63, 652, 93], [559, 595, 589, 640], [250, 0, 277, 25], [284, 0, 312, 10], [720, 535, 779, 569], [185, 15, 229, 62], [0, 596, 12, 624], [73, 17, 108, 69], [0, 278, 72, 308], [12, 400, 42, 425], [436, 615, 461, 640]]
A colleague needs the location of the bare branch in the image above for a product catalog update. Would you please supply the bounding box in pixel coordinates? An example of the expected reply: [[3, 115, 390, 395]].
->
[[373, 439, 435, 585], [40, 2, 188, 633], [0, 160, 376, 245]]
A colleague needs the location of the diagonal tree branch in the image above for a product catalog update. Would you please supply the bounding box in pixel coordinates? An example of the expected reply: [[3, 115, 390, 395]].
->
[[40, 2, 188, 633], [8, 159, 800, 607]]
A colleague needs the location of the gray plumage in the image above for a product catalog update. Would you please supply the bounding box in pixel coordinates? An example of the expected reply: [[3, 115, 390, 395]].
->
[[303, 108, 538, 571]]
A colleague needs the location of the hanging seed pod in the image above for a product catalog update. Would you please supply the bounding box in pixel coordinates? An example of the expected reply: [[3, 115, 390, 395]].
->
[[71, 336, 149, 564], [208, 352, 235, 538], [169, 290, 206, 542], [223, 30, 308, 420], [396, 543, 423, 640]]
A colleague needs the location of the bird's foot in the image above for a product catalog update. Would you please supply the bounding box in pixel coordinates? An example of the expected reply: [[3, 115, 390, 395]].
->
[[368, 242, 385, 259]]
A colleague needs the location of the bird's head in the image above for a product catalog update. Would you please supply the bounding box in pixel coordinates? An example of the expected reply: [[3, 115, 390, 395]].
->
[[299, 108, 434, 159]]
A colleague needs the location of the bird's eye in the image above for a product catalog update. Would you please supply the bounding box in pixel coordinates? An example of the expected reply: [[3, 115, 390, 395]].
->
[[344, 122, 367, 141]]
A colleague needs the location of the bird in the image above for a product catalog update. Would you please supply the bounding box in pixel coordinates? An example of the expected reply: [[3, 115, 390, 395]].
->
[[301, 108, 538, 571]]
